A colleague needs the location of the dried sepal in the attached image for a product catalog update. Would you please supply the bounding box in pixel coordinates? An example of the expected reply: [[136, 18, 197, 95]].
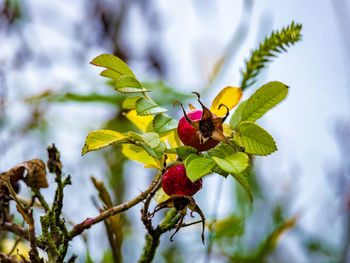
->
[[151, 195, 206, 244]]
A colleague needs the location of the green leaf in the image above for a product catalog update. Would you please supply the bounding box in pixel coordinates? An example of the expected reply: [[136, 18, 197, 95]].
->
[[231, 173, 253, 203], [230, 82, 288, 129], [153, 114, 178, 133], [100, 69, 123, 80], [136, 98, 167, 116], [142, 141, 166, 159], [115, 75, 150, 93], [207, 142, 237, 159], [185, 157, 215, 182], [230, 101, 247, 129], [232, 121, 277, 156], [125, 131, 165, 159], [176, 146, 198, 160], [82, 130, 127, 155], [141, 132, 160, 148], [211, 152, 249, 175], [184, 154, 200, 167], [122, 96, 143, 109], [212, 152, 252, 202], [212, 165, 229, 178], [91, 54, 135, 77]]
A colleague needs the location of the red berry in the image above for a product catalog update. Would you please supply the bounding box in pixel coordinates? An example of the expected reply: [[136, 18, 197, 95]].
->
[[178, 110, 222, 151], [162, 164, 202, 196]]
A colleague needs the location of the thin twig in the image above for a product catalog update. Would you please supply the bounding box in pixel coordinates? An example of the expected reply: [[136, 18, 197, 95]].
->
[[69, 172, 162, 239], [6, 179, 41, 262]]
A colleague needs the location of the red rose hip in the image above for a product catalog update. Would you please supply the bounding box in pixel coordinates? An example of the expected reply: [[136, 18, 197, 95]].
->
[[162, 164, 202, 196], [175, 92, 233, 152], [178, 110, 221, 152]]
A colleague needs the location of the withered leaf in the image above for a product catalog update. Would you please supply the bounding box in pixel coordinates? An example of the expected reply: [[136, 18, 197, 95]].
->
[[6, 159, 48, 189]]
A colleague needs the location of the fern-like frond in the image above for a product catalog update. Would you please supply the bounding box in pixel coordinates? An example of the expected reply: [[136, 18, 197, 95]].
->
[[240, 21, 302, 91]]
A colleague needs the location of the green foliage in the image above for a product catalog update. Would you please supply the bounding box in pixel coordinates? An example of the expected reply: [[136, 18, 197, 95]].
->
[[211, 153, 249, 175], [175, 146, 198, 160], [122, 96, 143, 109], [135, 98, 167, 116], [232, 121, 277, 156], [230, 81, 288, 128], [152, 114, 178, 134], [91, 54, 135, 78], [185, 157, 216, 182], [115, 75, 149, 93], [211, 153, 252, 202], [240, 22, 302, 90]]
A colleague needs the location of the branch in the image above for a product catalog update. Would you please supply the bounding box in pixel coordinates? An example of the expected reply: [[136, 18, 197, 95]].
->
[[69, 172, 162, 239], [0, 222, 46, 250], [7, 180, 42, 262], [138, 208, 179, 263]]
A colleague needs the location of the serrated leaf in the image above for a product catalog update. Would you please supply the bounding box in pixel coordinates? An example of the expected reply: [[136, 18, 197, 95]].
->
[[176, 146, 198, 160], [210, 86, 242, 117], [231, 173, 253, 203], [185, 157, 215, 182], [230, 81, 288, 128], [211, 152, 249, 175], [185, 154, 200, 167], [135, 98, 167, 116], [124, 110, 153, 132], [121, 144, 159, 167], [141, 141, 166, 159], [232, 121, 277, 156], [141, 133, 160, 148], [153, 114, 178, 133], [122, 96, 142, 109], [230, 101, 247, 129], [115, 75, 149, 94], [242, 81, 288, 122], [82, 130, 126, 155], [207, 143, 236, 159], [91, 54, 135, 77]]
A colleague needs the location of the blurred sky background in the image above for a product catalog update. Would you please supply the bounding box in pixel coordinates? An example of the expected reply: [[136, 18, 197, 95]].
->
[[1, 0, 350, 262]]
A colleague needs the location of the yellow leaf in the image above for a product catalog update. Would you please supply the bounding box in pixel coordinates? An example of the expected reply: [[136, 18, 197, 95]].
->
[[82, 130, 126, 155], [144, 164, 160, 169], [154, 187, 170, 204], [163, 130, 181, 148], [124, 110, 153, 132], [210, 86, 243, 117], [161, 130, 180, 162], [121, 144, 159, 167]]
